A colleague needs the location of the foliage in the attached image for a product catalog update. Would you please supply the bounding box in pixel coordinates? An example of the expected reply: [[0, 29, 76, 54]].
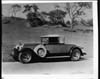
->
[[23, 4, 46, 27], [23, 4, 32, 13], [80, 19, 93, 26], [72, 20, 79, 26], [87, 19, 93, 26], [49, 10, 66, 22], [2, 18, 11, 24], [23, 4, 67, 27], [11, 4, 21, 17], [48, 8, 67, 27], [32, 4, 39, 12], [65, 2, 92, 29], [66, 21, 71, 25], [22, 3, 92, 28], [80, 19, 88, 26]]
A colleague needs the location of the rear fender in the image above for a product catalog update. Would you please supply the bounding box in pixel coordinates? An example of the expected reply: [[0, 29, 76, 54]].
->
[[69, 47, 83, 55]]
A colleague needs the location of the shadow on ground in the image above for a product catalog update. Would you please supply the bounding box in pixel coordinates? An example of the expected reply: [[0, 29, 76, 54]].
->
[[29, 57, 87, 64]]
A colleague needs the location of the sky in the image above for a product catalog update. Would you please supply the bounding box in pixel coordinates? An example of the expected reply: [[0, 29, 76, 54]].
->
[[2, 3, 93, 20]]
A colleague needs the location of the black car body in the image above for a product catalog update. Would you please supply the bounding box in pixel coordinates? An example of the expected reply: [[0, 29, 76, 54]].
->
[[11, 34, 86, 63]]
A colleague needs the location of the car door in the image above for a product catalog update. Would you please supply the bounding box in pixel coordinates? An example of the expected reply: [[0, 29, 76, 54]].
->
[[45, 44, 67, 54]]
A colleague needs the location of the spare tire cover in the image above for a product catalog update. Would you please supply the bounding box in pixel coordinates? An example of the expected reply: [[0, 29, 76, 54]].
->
[[34, 44, 47, 58]]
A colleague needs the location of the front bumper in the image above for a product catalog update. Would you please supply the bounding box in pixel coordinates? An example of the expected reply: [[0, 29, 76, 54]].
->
[[10, 48, 19, 57]]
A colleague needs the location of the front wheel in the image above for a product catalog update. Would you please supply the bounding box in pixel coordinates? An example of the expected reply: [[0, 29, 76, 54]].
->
[[18, 51, 33, 63], [70, 49, 81, 61]]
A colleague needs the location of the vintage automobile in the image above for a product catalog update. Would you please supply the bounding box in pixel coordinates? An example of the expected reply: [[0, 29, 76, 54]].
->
[[11, 34, 86, 63]]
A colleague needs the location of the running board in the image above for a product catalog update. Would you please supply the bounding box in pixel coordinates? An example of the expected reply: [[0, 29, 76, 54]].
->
[[46, 56, 70, 58]]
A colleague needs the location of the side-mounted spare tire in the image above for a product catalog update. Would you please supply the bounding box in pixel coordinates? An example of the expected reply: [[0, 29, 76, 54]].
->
[[34, 45, 47, 58]]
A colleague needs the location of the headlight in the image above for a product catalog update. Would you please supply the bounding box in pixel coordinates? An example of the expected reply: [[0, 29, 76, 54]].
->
[[15, 43, 24, 51]]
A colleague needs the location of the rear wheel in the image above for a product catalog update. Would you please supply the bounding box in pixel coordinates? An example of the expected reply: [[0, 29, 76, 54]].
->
[[18, 51, 33, 63], [70, 49, 81, 61]]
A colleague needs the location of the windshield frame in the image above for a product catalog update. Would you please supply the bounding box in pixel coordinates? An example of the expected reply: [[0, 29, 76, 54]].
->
[[41, 37, 49, 44]]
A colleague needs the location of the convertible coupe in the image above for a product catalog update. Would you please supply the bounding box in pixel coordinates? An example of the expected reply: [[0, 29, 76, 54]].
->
[[11, 34, 86, 63]]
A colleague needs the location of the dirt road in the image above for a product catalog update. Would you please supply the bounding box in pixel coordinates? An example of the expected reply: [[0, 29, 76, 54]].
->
[[2, 57, 93, 74]]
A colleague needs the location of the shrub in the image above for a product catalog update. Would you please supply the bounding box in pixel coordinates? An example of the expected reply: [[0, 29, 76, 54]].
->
[[80, 19, 88, 26], [72, 20, 79, 26], [87, 19, 93, 26], [80, 19, 93, 26], [2, 18, 11, 24]]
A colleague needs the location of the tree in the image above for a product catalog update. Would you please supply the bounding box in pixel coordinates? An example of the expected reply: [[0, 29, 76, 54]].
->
[[11, 4, 21, 17], [23, 4, 39, 13], [23, 4, 32, 13], [55, 4, 60, 9], [23, 4, 45, 27], [32, 4, 39, 13], [49, 10, 66, 23], [48, 5, 66, 26], [65, 2, 92, 29]]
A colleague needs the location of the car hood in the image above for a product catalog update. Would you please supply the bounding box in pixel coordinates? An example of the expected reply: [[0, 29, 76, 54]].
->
[[23, 43, 40, 48]]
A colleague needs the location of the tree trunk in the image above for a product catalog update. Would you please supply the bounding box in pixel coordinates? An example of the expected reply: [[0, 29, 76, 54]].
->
[[70, 17, 75, 29], [70, 18, 73, 29]]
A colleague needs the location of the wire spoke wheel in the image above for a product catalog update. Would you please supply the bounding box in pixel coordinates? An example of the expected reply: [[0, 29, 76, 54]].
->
[[19, 51, 32, 63], [71, 49, 81, 61], [37, 48, 46, 58]]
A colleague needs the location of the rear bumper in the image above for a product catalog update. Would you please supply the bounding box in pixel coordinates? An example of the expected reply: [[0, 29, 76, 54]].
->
[[82, 52, 86, 56]]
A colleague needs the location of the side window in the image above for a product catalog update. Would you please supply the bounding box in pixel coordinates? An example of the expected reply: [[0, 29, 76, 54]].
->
[[49, 37, 59, 44]]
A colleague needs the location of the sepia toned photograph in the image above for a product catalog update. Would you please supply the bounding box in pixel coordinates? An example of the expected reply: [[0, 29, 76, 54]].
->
[[2, 1, 98, 76]]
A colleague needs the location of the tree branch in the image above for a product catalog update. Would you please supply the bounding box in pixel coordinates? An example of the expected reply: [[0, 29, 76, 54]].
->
[[72, 6, 83, 17], [72, 5, 78, 15]]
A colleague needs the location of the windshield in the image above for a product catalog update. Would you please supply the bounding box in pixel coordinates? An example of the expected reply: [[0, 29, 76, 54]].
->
[[41, 37, 60, 44], [41, 37, 49, 44]]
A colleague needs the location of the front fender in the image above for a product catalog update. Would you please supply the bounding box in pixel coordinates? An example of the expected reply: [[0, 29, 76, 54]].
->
[[21, 44, 47, 57], [20, 48, 34, 52], [20, 48, 39, 57]]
